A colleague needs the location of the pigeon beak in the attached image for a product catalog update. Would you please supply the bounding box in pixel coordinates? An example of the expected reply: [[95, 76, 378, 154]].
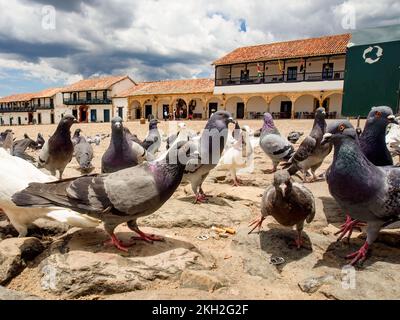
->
[[228, 117, 235, 124], [321, 133, 332, 145], [387, 115, 398, 124], [115, 122, 121, 129], [279, 183, 287, 197]]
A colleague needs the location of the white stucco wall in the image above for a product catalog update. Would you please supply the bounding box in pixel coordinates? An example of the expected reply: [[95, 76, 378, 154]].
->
[[110, 78, 136, 97], [112, 97, 128, 120], [225, 96, 244, 118], [294, 95, 316, 113], [247, 96, 268, 112], [270, 95, 292, 113]]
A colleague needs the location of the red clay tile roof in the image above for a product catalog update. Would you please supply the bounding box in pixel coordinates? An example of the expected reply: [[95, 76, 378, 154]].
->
[[118, 78, 214, 97], [213, 33, 351, 65], [62, 75, 134, 92], [32, 87, 62, 99], [0, 92, 36, 103]]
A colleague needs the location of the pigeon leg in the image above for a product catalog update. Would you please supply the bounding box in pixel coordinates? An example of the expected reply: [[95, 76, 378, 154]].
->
[[248, 216, 266, 234], [127, 220, 165, 243], [335, 215, 366, 242], [294, 223, 304, 249], [346, 221, 382, 265], [194, 193, 207, 204], [103, 234, 131, 252], [346, 241, 369, 265]]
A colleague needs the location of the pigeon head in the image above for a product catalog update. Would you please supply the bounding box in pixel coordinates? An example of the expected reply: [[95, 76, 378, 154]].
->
[[366, 106, 397, 128], [321, 120, 356, 145], [273, 170, 291, 196], [149, 119, 160, 130], [73, 128, 82, 137], [59, 114, 77, 129], [262, 112, 275, 130], [315, 107, 326, 119], [206, 111, 234, 131], [111, 116, 123, 131]]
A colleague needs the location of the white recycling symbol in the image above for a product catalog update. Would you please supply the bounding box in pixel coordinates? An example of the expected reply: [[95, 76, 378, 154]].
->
[[362, 46, 383, 64]]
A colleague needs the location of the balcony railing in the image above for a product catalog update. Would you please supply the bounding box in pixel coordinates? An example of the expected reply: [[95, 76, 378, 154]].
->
[[63, 98, 112, 105], [33, 104, 54, 110], [0, 106, 35, 113], [215, 70, 345, 86]]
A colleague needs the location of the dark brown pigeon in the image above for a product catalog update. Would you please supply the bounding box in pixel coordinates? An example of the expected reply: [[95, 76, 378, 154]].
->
[[249, 170, 315, 248], [38, 115, 76, 179]]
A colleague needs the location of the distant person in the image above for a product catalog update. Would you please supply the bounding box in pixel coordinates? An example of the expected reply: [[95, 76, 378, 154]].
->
[[164, 110, 168, 121]]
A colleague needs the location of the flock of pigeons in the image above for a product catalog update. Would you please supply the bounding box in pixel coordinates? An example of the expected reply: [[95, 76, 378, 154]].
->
[[0, 107, 399, 266]]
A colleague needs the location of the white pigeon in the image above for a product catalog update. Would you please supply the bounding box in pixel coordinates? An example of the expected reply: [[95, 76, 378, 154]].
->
[[217, 125, 254, 186], [0, 148, 100, 237], [386, 121, 400, 164]]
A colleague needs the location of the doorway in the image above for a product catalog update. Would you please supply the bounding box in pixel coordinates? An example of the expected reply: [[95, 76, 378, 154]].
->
[[208, 102, 218, 118], [38, 113, 42, 124], [72, 109, 78, 119], [136, 108, 141, 119], [50, 113, 55, 124], [103, 109, 110, 122], [118, 107, 123, 119], [79, 106, 88, 123], [145, 105, 152, 119], [90, 109, 97, 122], [28, 112, 34, 124], [280, 101, 292, 118], [162, 104, 169, 120], [236, 102, 245, 119]]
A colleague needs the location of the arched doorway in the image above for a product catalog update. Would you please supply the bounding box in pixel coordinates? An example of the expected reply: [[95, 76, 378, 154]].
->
[[322, 93, 342, 118], [225, 96, 245, 119], [294, 94, 318, 119], [270, 95, 292, 119], [173, 98, 188, 119], [128, 100, 141, 120], [207, 98, 222, 118], [79, 105, 88, 123], [247, 96, 267, 119], [188, 98, 205, 119]]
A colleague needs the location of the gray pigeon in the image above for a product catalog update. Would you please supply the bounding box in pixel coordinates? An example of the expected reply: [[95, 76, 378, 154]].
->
[[259, 112, 294, 173], [0, 130, 13, 151], [287, 131, 304, 144], [249, 170, 315, 248], [72, 128, 82, 146], [74, 136, 94, 173], [142, 119, 161, 154], [322, 120, 400, 265], [102, 117, 151, 173], [359, 106, 397, 166], [11, 135, 38, 162], [38, 115, 76, 179], [336, 107, 397, 242], [12, 141, 200, 252], [283, 107, 331, 182], [35, 133, 45, 150], [183, 111, 235, 203]]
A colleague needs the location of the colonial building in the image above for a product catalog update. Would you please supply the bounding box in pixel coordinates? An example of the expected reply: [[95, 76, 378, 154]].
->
[[114, 78, 214, 121], [212, 33, 350, 119], [0, 33, 353, 125], [60, 75, 136, 123]]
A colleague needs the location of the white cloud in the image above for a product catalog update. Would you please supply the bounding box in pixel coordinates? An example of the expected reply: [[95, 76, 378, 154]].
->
[[0, 0, 399, 95]]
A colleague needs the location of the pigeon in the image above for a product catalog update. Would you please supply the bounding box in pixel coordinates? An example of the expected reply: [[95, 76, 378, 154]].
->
[[287, 131, 304, 144], [0, 148, 100, 236], [321, 120, 400, 265], [217, 124, 254, 186], [166, 122, 187, 150], [35, 133, 45, 149], [142, 119, 161, 154], [11, 135, 38, 162], [101, 117, 152, 173], [123, 127, 145, 146], [166, 122, 198, 150], [0, 130, 13, 151], [249, 170, 315, 248], [259, 112, 294, 173], [283, 107, 331, 182], [12, 141, 200, 251], [38, 115, 76, 179], [74, 136, 94, 174], [72, 128, 82, 146], [386, 121, 400, 164], [336, 107, 398, 241], [183, 111, 234, 203], [359, 106, 397, 166]]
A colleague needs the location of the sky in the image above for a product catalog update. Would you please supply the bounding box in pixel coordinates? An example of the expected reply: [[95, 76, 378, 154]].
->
[[0, 0, 399, 97]]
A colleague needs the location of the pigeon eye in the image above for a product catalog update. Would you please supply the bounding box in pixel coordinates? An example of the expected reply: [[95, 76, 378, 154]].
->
[[375, 111, 382, 118], [338, 124, 346, 132]]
